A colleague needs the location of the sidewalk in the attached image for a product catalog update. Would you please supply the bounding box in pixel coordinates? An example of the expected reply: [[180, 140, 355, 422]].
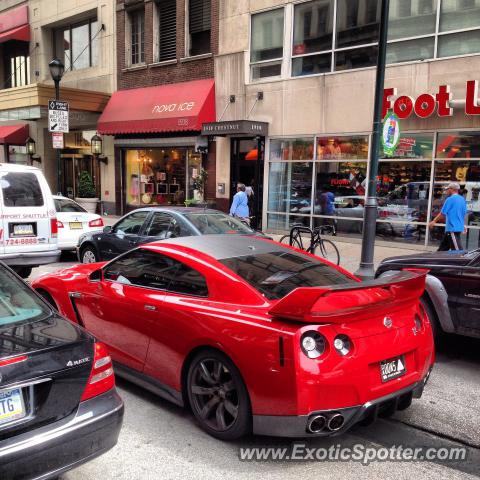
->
[[100, 215, 424, 272]]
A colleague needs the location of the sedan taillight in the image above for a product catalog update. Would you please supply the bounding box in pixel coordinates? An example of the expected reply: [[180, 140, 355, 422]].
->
[[50, 218, 58, 237], [80, 342, 115, 402], [89, 218, 104, 228], [57, 220, 64, 228]]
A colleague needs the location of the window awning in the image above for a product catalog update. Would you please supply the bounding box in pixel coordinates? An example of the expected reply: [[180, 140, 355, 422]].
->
[[0, 5, 30, 43], [0, 124, 29, 144], [98, 79, 215, 135]]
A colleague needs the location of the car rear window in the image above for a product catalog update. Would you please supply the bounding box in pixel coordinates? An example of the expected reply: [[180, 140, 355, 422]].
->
[[0, 268, 50, 326], [220, 251, 355, 300], [55, 198, 86, 213], [184, 213, 254, 235], [1, 172, 44, 207]]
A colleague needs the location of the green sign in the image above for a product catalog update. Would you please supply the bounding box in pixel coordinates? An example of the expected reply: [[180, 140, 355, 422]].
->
[[381, 112, 401, 157]]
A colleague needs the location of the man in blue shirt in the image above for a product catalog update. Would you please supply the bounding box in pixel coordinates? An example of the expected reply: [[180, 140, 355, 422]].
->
[[230, 183, 250, 224], [429, 182, 467, 251]]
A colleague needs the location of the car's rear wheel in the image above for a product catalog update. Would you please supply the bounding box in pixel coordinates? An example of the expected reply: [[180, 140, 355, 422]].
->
[[81, 245, 98, 264], [186, 350, 251, 440]]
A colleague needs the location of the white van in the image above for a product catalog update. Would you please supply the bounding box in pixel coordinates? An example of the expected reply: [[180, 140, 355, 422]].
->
[[0, 163, 60, 277]]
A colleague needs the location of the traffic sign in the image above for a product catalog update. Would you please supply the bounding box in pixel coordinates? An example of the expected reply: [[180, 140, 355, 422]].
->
[[48, 100, 69, 133], [52, 132, 64, 149]]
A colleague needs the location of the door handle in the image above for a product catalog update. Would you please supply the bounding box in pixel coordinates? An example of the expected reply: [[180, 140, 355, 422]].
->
[[69, 292, 82, 299], [144, 304, 157, 311]]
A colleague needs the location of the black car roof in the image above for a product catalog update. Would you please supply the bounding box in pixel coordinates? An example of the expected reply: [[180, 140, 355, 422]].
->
[[150, 235, 287, 260]]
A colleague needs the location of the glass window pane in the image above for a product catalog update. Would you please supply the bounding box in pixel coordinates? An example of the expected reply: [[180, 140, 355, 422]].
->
[[436, 132, 480, 158], [335, 45, 378, 71], [90, 20, 98, 66], [438, 30, 480, 58], [292, 53, 331, 76], [440, 0, 480, 32], [267, 162, 313, 214], [251, 9, 284, 62], [71, 23, 90, 70], [336, 0, 380, 48], [387, 37, 435, 64], [251, 61, 282, 80], [293, 0, 334, 54], [380, 133, 433, 159], [270, 138, 315, 161], [1, 172, 44, 207], [388, 0, 437, 40], [267, 213, 310, 231], [316, 136, 369, 160]]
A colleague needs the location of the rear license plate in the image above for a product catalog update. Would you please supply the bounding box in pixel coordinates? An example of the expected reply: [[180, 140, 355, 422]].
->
[[0, 388, 26, 426], [380, 355, 406, 382], [69, 222, 83, 230], [13, 224, 34, 236]]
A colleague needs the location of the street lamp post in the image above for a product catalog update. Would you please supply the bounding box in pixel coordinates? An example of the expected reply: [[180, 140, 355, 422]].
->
[[355, 0, 390, 280], [48, 58, 65, 194], [91, 133, 103, 200]]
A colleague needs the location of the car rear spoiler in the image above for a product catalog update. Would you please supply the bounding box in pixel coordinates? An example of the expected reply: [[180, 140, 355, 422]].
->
[[268, 270, 427, 323]]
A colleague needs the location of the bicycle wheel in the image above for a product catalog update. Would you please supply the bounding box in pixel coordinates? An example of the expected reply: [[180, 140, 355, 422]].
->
[[312, 239, 340, 265], [279, 235, 303, 250]]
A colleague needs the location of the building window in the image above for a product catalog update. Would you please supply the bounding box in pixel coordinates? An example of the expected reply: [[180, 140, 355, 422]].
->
[[250, 8, 285, 80], [3, 42, 30, 88], [129, 8, 145, 65], [157, 0, 177, 61], [188, 0, 211, 56], [53, 18, 98, 71]]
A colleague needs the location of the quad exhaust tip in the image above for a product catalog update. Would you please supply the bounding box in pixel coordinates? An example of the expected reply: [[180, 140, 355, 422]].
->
[[307, 415, 327, 433], [327, 413, 345, 431], [307, 413, 345, 433]]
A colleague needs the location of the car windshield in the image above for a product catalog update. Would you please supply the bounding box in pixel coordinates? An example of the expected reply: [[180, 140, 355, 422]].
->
[[184, 213, 254, 235], [54, 198, 87, 213], [0, 268, 51, 326], [220, 250, 355, 300]]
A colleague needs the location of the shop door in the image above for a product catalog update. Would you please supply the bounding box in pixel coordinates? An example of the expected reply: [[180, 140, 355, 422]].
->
[[61, 155, 95, 199], [61, 156, 75, 198], [230, 138, 264, 229]]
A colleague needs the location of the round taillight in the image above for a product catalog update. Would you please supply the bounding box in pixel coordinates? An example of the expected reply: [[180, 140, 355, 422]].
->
[[333, 334, 352, 356], [300, 331, 327, 359]]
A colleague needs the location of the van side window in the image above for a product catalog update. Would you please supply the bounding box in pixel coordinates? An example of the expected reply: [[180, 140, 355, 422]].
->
[[1, 173, 44, 207]]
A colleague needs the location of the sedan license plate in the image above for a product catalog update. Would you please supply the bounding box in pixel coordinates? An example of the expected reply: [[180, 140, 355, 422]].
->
[[380, 355, 406, 382], [69, 222, 83, 230], [13, 224, 34, 236], [0, 388, 26, 426]]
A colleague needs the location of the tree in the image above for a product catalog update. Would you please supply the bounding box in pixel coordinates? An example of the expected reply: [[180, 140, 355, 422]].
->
[[77, 171, 97, 198]]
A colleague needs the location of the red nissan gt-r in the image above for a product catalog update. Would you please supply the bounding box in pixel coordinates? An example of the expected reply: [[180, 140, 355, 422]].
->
[[32, 235, 434, 440]]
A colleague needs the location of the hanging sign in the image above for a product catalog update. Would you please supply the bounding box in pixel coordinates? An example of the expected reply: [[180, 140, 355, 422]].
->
[[381, 113, 401, 157]]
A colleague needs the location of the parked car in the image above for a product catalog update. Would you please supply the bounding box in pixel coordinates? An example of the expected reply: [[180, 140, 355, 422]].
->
[[377, 249, 480, 341], [54, 195, 104, 251], [0, 163, 60, 278], [0, 262, 123, 479], [33, 235, 434, 440], [77, 207, 264, 263]]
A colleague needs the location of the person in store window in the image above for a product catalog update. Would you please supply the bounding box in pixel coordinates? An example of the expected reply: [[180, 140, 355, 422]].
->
[[429, 182, 467, 251], [230, 183, 250, 225]]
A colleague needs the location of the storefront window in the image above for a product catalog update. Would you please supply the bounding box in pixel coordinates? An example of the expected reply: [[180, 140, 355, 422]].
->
[[270, 138, 315, 161], [436, 132, 480, 158], [316, 136, 369, 160], [7, 145, 29, 165], [380, 133, 434, 159], [125, 148, 190, 207]]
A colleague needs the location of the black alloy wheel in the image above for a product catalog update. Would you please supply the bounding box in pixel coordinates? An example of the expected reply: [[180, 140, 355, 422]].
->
[[187, 351, 251, 440]]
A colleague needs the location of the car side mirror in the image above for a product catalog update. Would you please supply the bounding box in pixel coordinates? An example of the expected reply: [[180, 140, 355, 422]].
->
[[103, 226, 112, 234], [89, 269, 102, 282]]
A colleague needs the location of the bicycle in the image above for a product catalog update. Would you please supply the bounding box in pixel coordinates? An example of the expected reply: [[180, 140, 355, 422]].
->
[[279, 224, 340, 265]]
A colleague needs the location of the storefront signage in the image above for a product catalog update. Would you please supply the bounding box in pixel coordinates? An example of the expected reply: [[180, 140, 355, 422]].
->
[[48, 100, 69, 133], [52, 132, 64, 149], [201, 120, 269, 136], [152, 102, 195, 114], [381, 113, 401, 157], [383, 80, 480, 119]]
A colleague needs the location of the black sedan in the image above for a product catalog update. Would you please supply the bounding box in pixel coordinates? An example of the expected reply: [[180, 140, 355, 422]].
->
[[376, 249, 480, 342], [0, 263, 123, 479], [77, 207, 262, 263]]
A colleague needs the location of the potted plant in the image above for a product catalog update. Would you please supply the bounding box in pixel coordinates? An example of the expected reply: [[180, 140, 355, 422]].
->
[[75, 171, 98, 213], [192, 168, 208, 202]]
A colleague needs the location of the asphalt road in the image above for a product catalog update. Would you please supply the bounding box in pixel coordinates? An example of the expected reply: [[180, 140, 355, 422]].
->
[[29, 255, 480, 480]]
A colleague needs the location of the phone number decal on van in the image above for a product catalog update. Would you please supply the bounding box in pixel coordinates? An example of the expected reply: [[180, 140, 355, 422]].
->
[[4, 238, 38, 246]]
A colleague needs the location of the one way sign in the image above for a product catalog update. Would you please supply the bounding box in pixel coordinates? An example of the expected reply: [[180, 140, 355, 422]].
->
[[48, 100, 69, 133]]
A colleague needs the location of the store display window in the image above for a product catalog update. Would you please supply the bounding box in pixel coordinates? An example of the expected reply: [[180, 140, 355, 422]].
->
[[380, 133, 433, 159], [316, 136, 369, 160], [270, 138, 314, 161], [436, 131, 480, 158]]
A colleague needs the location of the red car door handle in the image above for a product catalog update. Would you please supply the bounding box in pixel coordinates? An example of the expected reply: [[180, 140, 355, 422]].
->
[[144, 304, 157, 311]]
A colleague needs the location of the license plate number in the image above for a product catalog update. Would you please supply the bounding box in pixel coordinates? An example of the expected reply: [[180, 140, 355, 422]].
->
[[13, 224, 34, 236], [380, 355, 406, 382], [69, 222, 83, 230], [0, 388, 25, 426]]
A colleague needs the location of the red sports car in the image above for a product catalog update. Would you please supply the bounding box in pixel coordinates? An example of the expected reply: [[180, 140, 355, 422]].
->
[[32, 235, 434, 440]]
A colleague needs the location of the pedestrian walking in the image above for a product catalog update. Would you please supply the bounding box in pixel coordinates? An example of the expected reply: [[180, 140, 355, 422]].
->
[[428, 182, 467, 251], [230, 183, 250, 225]]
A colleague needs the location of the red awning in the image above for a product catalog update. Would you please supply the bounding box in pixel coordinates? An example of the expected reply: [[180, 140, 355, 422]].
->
[[0, 5, 30, 43], [0, 124, 29, 144], [98, 79, 216, 135]]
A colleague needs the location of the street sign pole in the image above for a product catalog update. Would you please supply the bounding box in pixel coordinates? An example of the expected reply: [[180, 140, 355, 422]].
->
[[355, 0, 391, 280], [55, 79, 62, 195]]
